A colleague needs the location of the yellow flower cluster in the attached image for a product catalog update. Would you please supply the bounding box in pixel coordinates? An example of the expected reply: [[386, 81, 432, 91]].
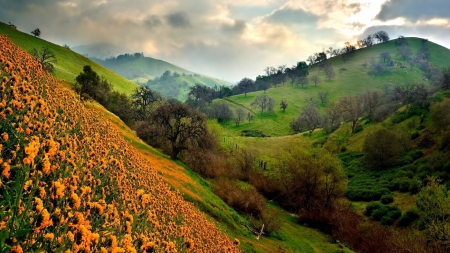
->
[[0, 35, 239, 252]]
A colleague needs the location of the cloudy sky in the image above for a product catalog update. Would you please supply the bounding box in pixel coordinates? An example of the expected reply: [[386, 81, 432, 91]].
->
[[1, 0, 449, 82]]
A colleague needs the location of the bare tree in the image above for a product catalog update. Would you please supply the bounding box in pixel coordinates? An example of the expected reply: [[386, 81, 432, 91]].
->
[[234, 108, 246, 126], [379, 51, 392, 62], [322, 103, 341, 132], [291, 105, 322, 135], [310, 76, 321, 86], [397, 45, 412, 60], [323, 62, 336, 80], [337, 95, 365, 133], [318, 92, 329, 105], [280, 99, 288, 112], [439, 66, 450, 90], [247, 112, 253, 122], [207, 103, 234, 122], [362, 90, 383, 120], [29, 47, 57, 72], [251, 94, 275, 114]]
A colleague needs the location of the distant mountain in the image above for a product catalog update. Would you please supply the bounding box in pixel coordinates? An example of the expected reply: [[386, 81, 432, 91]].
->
[[91, 53, 233, 101]]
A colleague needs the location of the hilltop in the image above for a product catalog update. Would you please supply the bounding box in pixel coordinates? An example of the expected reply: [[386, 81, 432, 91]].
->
[[0, 21, 138, 95], [216, 37, 450, 137], [90, 53, 232, 100]]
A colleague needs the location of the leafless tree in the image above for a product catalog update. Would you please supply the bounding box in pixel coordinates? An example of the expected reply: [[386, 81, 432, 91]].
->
[[322, 61, 336, 80], [234, 108, 246, 126], [311, 76, 321, 86], [397, 45, 412, 60], [362, 90, 383, 120], [337, 95, 365, 133], [379, 51, 392, 62], [251, 94, 275, 114], [291, 105, 322, 135]]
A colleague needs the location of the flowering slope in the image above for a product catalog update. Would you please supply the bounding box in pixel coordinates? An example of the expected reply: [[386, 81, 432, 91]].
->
[[0, 35, 239, 252]]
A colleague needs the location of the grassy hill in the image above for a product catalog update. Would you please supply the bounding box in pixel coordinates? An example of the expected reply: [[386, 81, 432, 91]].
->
[[90, 53, 232, 100], [0, 21, 138, 95], [0, 34, 354, 253], [217, 38, 450, 137]]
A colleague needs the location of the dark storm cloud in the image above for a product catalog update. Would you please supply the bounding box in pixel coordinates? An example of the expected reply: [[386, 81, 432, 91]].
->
[[376, 0, 449, 22], [165, 11, 191, 29], [266, 8, 318, 26], [221, 19, 247, 35]]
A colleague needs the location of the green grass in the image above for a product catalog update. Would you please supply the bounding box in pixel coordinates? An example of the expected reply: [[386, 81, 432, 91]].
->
[[216, 38, 450, 137], [0, 22, 138, 94]]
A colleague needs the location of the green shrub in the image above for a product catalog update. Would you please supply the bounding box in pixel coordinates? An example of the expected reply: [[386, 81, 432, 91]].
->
[[380, 194, 394, 204], [408, 150, 423, 160], [408, 180, 421, 194], [366, 203, 401, 226], [365, 202, 382, 216], [411, 131, 420, 140], [346, 188, 390, 202], [398, 209, 420, 227], [397, 177, 412, 192]]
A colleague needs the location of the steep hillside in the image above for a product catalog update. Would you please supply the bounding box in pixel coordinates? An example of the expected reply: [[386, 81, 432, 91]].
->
[[0, 22, 138, 95], [218, 38, 450, 137], [0, 35, 238, 252], [91, 53, 232, 100]]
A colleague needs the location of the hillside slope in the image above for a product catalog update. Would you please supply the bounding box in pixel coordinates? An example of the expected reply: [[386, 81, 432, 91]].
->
[[0, 35, 238, 252], [0, 22, 138, 95], [218, 38, 450, 137], [91, 54, 232, 100]]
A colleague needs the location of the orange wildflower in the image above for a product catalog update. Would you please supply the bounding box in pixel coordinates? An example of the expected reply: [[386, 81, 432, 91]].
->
[[1, 162, 10, 178], [1, 132, 8, 142], [9, 244, 23, 253]]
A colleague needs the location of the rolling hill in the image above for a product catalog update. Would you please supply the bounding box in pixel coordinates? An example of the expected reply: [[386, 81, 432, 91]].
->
[[89, 53, 232, 100], [0, 34, 355, 253], [0, 21, 138, 95], [216, 37, 450, 137]]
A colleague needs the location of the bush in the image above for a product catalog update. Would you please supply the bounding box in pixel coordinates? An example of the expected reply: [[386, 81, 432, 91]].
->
[[250, 207, 283, 235], [365, 202, 382, 216], [380, 194, 394, 204], [398, 209, 420, 228], [411, 131, 420, 140], [409, 180, 421, 194], [366, 203, 401, 226], [213, 178, 265, 217], [363, 128, 406, 170], [346, 188, 391, 202]]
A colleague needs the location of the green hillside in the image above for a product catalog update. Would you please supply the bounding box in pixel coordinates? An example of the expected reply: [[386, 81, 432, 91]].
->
[[218, 38, 450, 137], [0, 21, 138, 94], [91, 53, 232, 100]]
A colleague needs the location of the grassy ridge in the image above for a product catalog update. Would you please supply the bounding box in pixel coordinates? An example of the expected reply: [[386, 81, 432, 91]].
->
[[0, 22, 138, 94], [218, 38, 450, 137]]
